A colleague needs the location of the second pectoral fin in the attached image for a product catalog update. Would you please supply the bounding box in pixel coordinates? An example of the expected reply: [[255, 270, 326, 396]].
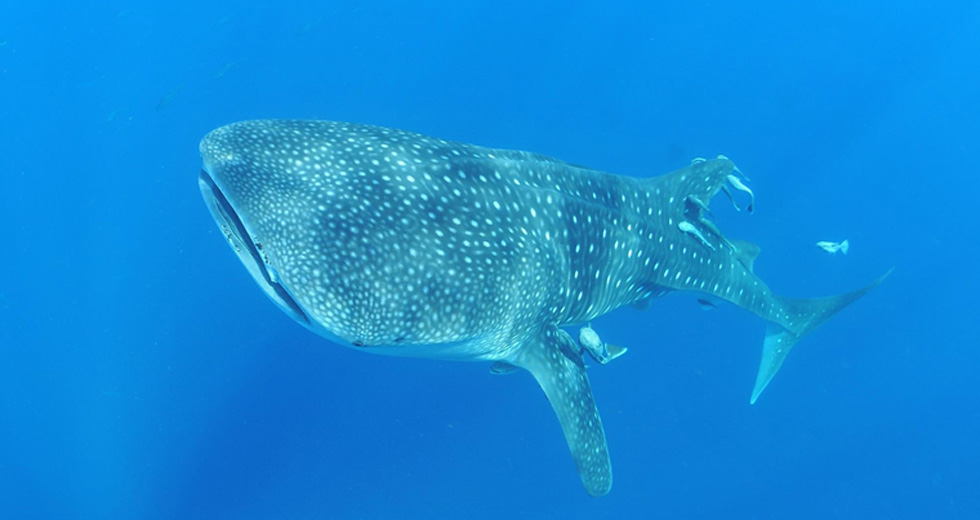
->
[[515, 326, 612, 497]]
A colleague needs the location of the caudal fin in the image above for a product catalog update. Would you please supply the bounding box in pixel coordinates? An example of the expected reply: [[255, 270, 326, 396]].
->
[[750, 270, 892, 404]]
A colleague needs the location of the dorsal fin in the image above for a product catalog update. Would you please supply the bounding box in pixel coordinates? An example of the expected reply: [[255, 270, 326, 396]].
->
[[645, 157, 736, 207], [730, 239, 760, 272]]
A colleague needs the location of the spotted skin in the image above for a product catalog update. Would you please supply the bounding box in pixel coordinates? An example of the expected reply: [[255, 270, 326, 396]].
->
[[199, 120, 886, 496], [519, 326, 611, 496]]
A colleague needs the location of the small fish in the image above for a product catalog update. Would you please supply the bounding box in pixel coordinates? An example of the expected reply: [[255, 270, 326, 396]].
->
[[578, 324, 627, 365], [489, 361, 519, 375], [213, 58, 246, 80], [816, 239, 849, 255], [678, 220, 715, 250], [697, 298, 717, 311], [104, 107, 129, 124], [297, 16, 325, 35], [723, 174, 755, 213], [579, 324, 605, 359], [155, 85, 182, 111]]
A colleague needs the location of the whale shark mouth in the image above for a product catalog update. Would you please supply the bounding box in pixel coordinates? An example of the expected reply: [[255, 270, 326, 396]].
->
[[198, 169, 310, 325]]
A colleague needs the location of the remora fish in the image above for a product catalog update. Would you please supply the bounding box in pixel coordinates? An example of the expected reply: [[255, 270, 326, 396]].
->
[[817, 239, 850, 255], [198, 120, 888, 496]]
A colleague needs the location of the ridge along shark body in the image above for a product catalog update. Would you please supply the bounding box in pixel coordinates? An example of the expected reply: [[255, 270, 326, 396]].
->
[[198, 120, 887, 496]]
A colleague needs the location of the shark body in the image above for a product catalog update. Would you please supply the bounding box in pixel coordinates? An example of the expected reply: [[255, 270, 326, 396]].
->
[[199, 120, 886, 496]]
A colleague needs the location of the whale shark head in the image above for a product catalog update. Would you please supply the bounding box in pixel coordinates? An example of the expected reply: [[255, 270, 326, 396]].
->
[[200, 121, 398, 349], [198, 120, 509, 354], [198, 153, 313, 329]]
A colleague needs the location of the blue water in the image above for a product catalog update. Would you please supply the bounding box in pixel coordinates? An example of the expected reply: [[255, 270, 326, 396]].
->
[[1, 1, 977, 518]]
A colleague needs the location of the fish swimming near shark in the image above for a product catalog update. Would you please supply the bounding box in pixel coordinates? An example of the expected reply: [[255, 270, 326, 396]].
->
[[817, 239, 850, 255], [198, 120, 888, 496]]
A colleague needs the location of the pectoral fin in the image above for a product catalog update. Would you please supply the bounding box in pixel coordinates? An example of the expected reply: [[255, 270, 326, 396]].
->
[[516, 326, 612, 496]]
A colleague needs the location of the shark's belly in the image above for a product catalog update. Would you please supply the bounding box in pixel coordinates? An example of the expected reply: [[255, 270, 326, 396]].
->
[[349, 333, 514, 361]]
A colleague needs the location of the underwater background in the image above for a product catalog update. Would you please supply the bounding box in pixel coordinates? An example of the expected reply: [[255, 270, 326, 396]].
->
[[1, 1, 977, 518]]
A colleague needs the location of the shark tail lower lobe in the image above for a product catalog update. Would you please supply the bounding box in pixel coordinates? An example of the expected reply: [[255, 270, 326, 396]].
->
[[750, 270, 892, 404]]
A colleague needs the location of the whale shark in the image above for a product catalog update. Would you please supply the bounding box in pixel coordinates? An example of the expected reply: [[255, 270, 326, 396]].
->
[[198, 120, 887, 496]]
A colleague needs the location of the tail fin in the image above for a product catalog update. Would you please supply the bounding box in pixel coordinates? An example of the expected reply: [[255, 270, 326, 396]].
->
[[750, 270, 892, 404]]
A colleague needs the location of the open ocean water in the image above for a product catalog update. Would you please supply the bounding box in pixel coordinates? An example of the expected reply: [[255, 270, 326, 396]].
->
[[0, 1, 977, 518]]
